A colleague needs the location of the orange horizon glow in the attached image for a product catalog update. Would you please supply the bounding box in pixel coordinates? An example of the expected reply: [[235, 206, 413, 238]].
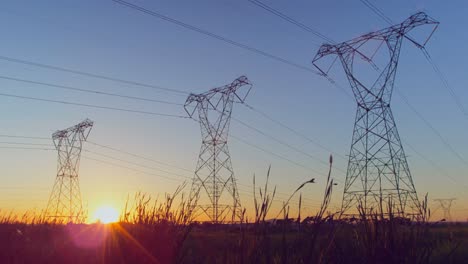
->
[[90, 205, 119, 224]]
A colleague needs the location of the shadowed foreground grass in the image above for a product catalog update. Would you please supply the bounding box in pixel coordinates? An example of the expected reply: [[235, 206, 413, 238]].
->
[[0, 221, 466, 263]]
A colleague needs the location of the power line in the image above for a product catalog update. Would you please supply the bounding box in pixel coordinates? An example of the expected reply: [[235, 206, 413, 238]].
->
[[0, 92, 187, 118], [358, 0, 393, 24], [229, 131, 343, 184], [0, 141, 51, 147], [0, 39, 352, 177], [0, 140, 197, 187], [84, 151, 319, 205], [189, 117, 321, 177], [0, 155, 318, 212], [84, 149, 192, 180], [230, 133, 329, 178], [84, 152, 319, 206], [0, 135, 49, 140], [239, 1, 356, 163], [0, 138, 323, 207], [396, 86, 468, 167], [244, 0, 353, 98], [358, 0, 468, 126], [0, 1, 362, 208], [84, 153, 322, 208], [112, 0, 317, 74], [129, 0, 350, 180], [357, 1, 468, 190], [0, 71, 352, 179], [420, 48, 468, 117], [117, 0, 354, 171], [0, 141, 198, 186], [0, 75, 184, 106], [403, 139, 468, 192], [172, 0, 352, 173], [243, 1, 466, 195], [87, 140, 193, 173], [0, 55, 188, 95], [360, 0, 468, 119], [231, 115, 347, 175], [250, 1, 435, 178], [85, 141, 326, 203], [89, 137, 325, 203], [0, 187, 49, 190], [82, 155, 188, 183], [0, 146, 54, 151], [243, 103, 347, 161], [247, 0, 335, 44]]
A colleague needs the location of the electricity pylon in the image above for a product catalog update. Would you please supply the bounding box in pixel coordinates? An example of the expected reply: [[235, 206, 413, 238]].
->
[[44, 119, 93, 223], [434, 198, 456, 221], [312, 12, 439, 217], [185, 76, 252, 223]]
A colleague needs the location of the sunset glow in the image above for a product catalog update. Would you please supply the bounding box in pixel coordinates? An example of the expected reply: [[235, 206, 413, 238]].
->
[[91, 206, 119, 224]]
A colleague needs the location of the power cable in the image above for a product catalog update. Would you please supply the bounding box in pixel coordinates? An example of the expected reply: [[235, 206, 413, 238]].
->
[[112, 0, 317, 74], [85, 143, 323, 203], [356, 0, 468, 188], [0, 140, 323, 208], [87, 140, 193, 173], [403, 139, 468, 192], [420, 49, 468, 117], [358, 0, 468, 125], [230, 133, 330, 178], [243, 103, 347, 161], [232, 115, 347, 175], [358, 0, 393, 24], [0, 141, 51, 147], [0, 146, 54, 151], [0, 75, 184, 106], [0, 55, 189, 95], [0, 92, 187, 118], [0, 135, 49, 140], [396, 89, 468, 167], [83, 154, 321, 207], [247, 0, 335, 44]]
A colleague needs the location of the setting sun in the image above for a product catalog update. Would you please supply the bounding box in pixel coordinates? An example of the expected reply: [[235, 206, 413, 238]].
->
[[92, 206, 119, 224]]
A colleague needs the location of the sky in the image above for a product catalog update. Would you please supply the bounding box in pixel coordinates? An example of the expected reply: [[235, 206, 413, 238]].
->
[[0, 0, 466, 221]]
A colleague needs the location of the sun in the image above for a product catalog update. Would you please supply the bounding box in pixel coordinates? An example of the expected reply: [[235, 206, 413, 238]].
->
[[92, 206, 119, 224]]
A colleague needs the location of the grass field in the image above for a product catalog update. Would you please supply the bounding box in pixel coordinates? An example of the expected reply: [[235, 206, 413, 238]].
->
[[0, 164, 466, 263], [0, 221, 466, 263]]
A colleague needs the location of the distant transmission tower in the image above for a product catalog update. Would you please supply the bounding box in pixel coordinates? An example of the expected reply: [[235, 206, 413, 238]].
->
[[44, 119, 93, 223], [434, 198, 456, 221], [313, 12, 439, 217], [185, 76, 252, 223]]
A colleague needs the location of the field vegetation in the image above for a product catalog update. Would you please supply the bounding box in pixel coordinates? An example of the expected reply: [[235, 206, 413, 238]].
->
[[0, 158, 466, 263]]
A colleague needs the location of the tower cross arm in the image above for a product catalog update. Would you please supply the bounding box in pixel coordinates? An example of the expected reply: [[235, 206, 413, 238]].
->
[[52, 119, 94, 147], [52, 119, 94, 139], [184, 93, 203, 118], [312, 12, 439, 75], [183, 76, 252, 118]]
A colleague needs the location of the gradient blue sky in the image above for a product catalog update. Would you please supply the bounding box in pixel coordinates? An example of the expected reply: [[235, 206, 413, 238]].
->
[[0, 0, 466, 220]]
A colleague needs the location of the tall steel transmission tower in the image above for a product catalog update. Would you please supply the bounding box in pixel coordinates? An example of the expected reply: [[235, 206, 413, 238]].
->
[[185, 76, 252, 223], [44, 119, 93, 223], [312, 12, 439, 217], [434, 198, 456, 221]]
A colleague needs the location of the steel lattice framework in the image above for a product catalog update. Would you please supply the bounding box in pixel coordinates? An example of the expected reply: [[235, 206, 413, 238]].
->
[[185, 76, 252, 223], [44, 119, 93, 223], [434, 198, 456, 221], [313, 12, 439, 217]]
